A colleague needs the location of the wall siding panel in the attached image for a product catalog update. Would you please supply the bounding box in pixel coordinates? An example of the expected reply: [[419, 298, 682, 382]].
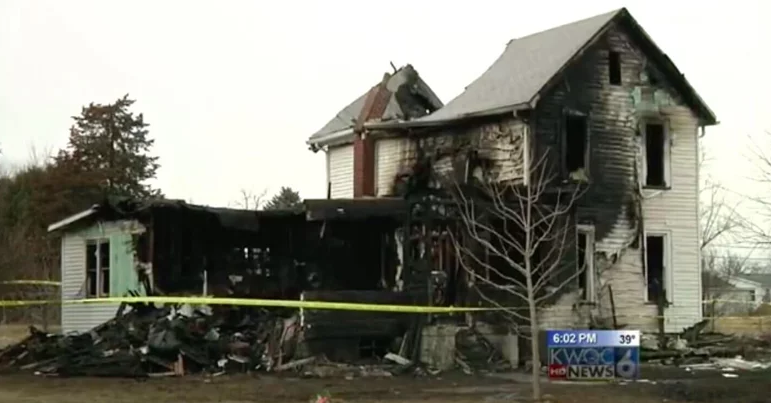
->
[[328, 145, 354, 198], [375, 138, 407, 197], [60, 220, 143, 334]]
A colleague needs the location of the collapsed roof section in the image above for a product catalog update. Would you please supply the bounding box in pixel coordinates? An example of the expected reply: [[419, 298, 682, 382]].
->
[[306, 64, 443, 149], [47, 197, 410, 233]]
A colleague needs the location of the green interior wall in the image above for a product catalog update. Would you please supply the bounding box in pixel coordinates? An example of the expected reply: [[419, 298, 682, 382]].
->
[[76, 222, 143, 297]]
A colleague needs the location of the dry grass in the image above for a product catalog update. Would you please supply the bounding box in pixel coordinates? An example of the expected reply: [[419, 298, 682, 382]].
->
[[0, 375, 678, 403], [0, 325, 32, 349], [0, 324, 61, 348], [711, 316, 771, 337]]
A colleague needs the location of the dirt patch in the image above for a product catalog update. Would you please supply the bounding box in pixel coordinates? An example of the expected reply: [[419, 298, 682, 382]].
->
[[0, 372, 766, 403]]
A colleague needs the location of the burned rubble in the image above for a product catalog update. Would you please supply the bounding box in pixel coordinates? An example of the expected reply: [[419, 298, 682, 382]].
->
[[636, 320, 771, 375], [0, 300, 293, 377], [0, 299, 515, 378], [4, 196, 523, 378]]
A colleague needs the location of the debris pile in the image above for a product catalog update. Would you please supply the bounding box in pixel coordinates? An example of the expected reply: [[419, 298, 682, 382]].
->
[[0, 302, 299, 377], [640, 320, 771, 373]]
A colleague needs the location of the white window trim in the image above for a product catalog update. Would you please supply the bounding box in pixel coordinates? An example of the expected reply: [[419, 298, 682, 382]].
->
[[577, 224, 596, 302], [641, 119, 672, 189], [374, 139, 381, 196], [85, 238, 110, 298], [523, 123, 531, 186], [643, 230, 673, 304], [324, 147, 331, 197]]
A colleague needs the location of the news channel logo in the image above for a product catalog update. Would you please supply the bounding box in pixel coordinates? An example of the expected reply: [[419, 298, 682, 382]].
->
[[546, 330, 640, 380]]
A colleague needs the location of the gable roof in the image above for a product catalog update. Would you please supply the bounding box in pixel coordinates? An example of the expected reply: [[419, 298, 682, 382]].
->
[[368, 8, 716, 130], [736, 274, 771, 288], [307, 65, 443, 147]]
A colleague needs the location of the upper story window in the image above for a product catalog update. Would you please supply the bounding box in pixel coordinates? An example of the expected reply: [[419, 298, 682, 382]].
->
[[642, 121, 671, 188], [608, 51, 621, 85], [562, 113, 589, 181]]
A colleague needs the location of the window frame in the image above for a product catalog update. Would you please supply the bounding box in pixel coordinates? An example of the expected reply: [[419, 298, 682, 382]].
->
[[576, 224, 596, 303], [85, 238, 111, 298], [641, 119, 672, 189], [643, 230, 673, 304], [561, 110, 591, 181]]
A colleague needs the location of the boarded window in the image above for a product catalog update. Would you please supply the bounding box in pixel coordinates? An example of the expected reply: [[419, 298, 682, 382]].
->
[[609, 51, 621, 85], [86, 239, 110, 298], [645, 234, 667, 302], [564, 115, 588, 175], [644, 123, 667, 187]]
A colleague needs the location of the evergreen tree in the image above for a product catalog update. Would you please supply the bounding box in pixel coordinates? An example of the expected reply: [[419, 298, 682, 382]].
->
[[264, 187, 302, 210], [55, 94, 161, 200]]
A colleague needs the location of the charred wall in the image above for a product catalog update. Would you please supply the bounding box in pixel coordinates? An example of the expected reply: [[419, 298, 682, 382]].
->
[[534, 22, 702, 331], [387, 117, 527, 196]]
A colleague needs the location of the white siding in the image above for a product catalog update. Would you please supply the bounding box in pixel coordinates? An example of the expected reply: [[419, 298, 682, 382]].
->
[[60, 221, 132, 334], [327, 145, 354, 198], [375, 138, 410, 197], [641, 106, 702, 332]]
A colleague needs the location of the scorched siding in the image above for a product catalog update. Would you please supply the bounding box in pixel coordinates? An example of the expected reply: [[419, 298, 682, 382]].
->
[[327, 145, 354, 198], [534, 22, 701, 332], [374, 138, 405, 197]]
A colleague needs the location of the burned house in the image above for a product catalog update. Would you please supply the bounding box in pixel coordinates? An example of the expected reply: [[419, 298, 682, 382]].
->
[[47, 198, 418, 352], [307, 8, 717, 333]]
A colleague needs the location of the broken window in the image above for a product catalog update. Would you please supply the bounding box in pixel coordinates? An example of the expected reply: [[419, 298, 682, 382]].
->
[[86, 239, 110, 298], [608, 51, 621, 85], [643, 122, 669, 187], [563, 114, 589, 179], [645, 234, 668, 303], [576, 225, 595, 301]]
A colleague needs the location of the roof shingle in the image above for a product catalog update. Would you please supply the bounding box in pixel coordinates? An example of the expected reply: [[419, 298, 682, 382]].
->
[[418, 9, 620, 123]]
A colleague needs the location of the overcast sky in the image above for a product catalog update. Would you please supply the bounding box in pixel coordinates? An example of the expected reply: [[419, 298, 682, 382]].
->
[[1, 0, 769, 212]]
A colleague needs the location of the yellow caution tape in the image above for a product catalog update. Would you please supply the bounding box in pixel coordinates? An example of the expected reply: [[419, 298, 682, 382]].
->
[[0, 296, 498, 313], [0, 295, 768, 316]]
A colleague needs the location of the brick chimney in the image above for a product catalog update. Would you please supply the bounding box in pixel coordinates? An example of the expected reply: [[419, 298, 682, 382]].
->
[[353, 73, 392, 198]]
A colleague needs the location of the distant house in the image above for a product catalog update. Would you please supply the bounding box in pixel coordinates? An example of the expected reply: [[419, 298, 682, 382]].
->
[[307, 8, 717, 333], [707, 274, 771, 315]]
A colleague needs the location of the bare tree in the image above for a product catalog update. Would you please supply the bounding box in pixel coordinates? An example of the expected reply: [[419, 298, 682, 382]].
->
[[446, 148, 583, 401], [699, 144, 743, 249], [700, 181, 742, 250], [699, 138, 758, 315], [232, 188, 267, 210], [744, 130, 771, 244]]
